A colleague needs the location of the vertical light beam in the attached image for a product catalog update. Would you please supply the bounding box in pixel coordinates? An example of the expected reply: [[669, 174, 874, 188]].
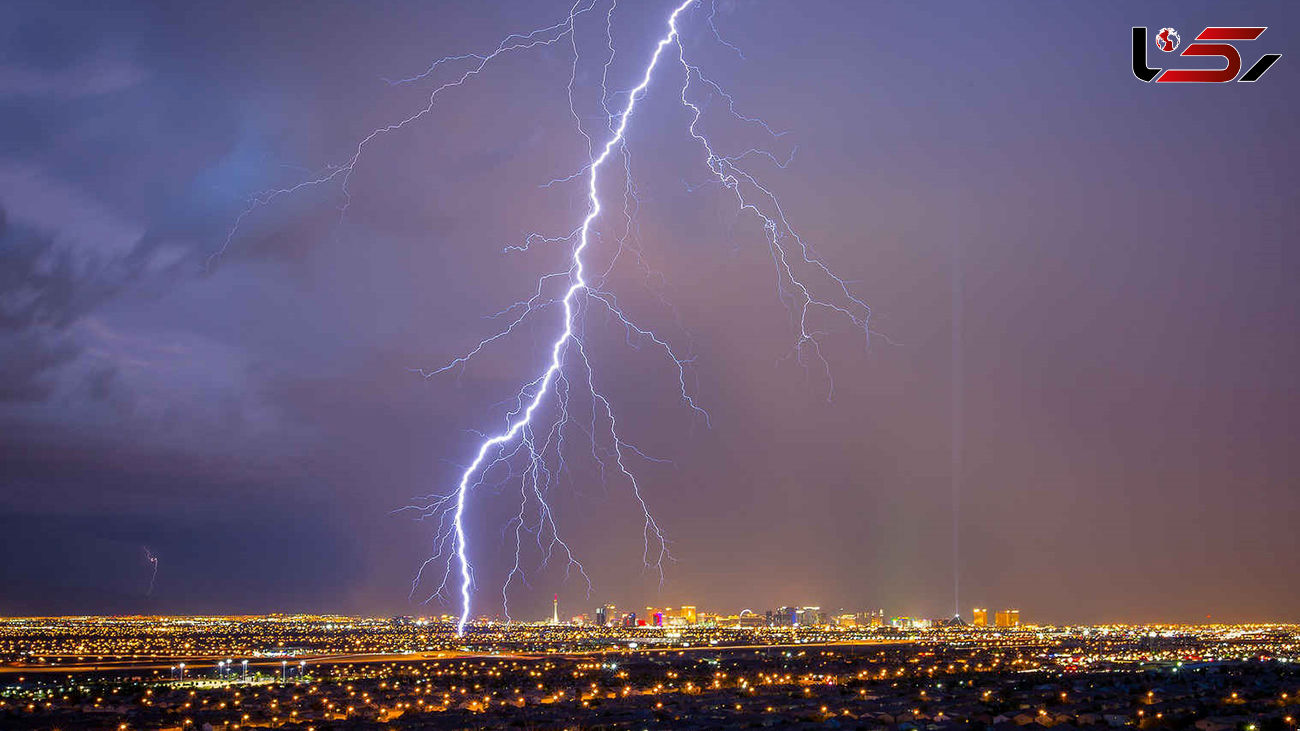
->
[[951, 239, 963, 619]]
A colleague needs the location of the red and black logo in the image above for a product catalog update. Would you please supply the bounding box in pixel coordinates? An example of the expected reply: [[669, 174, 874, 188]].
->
[[1133, 26, 1282, 82]]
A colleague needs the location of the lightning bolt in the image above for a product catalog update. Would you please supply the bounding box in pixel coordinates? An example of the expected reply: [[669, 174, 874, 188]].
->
[[142, 546, 159, 597], [216, 0, 872, 636]]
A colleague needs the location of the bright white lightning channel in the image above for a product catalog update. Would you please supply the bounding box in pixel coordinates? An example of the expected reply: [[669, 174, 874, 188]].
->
[[434, 0, 697, 637], [217, 0, 872, 636]]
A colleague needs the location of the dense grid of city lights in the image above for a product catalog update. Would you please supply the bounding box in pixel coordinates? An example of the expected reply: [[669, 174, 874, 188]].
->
[[2, 615, 1298, 729]]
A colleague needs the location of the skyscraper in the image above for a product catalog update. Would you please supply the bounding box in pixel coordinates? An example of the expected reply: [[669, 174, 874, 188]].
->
[[646, 607, 689, 626], [972, 608, 988, 627], [797, 607, 823, 626], [552, 594, 559, 625], [773, 607, 797, 627], [596, 603, 616, 627], [995, 609, 1020, 627]]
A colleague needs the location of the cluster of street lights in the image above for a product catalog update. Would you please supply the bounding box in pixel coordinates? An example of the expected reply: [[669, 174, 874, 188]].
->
[[168, 658, 306, 684], [280, 659, 307, 683], [214, 659, 249, 681]]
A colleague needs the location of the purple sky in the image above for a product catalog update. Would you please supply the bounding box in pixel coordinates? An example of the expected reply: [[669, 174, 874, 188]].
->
[[1, 0, 1297, 623]]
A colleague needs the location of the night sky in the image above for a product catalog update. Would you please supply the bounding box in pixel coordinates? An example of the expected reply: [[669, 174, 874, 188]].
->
[[2, 0, 1297, 624]]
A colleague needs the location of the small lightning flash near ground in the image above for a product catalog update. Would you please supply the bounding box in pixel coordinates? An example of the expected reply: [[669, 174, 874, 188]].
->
[[142, 546, 159, 597], [218, 0, 872, 635]]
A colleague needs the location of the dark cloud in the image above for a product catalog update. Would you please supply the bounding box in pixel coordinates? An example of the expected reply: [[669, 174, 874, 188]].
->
[[0, 330, 78, 401], [0, 47, 147, 99], [0, 218, 128, 331]]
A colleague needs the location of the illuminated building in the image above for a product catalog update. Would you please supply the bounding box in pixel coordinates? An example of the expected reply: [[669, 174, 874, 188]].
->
[[643, 606, 695, 626], [552, 594, 559, 625], [595, 604, 615, 627], [773, 607, 797, 627], [995, 609, 1020, 627], [796, 607, 823, 626], [972, 608, 988, 627]]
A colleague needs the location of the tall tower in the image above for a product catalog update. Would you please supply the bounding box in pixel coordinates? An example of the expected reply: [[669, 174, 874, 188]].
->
[[597, 603, 616, 627], [552, 594, 559, 625]]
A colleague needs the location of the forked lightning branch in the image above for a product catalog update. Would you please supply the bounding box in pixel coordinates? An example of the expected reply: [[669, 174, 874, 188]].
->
[[218, 0, 871, 634]]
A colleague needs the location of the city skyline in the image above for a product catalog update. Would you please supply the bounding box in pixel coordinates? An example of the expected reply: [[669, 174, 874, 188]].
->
[[4, 614, 1297, 728]]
